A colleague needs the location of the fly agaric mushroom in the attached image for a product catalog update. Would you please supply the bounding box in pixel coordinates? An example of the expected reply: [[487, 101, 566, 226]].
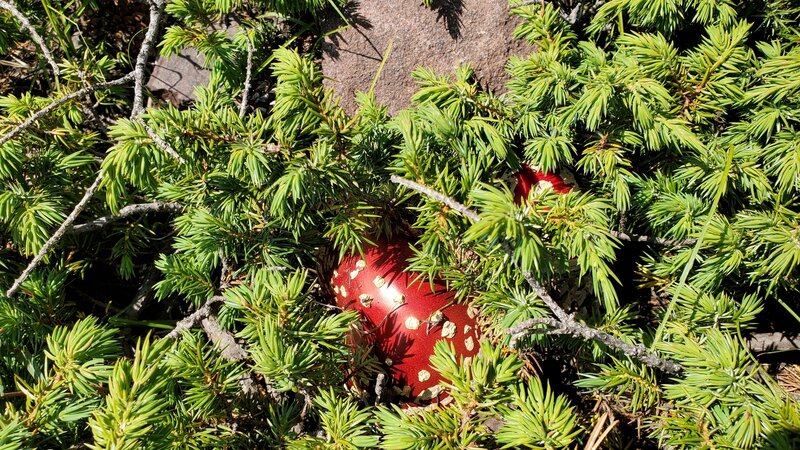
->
[[331, 238, 480, 404], [514, 164, 575, 202]]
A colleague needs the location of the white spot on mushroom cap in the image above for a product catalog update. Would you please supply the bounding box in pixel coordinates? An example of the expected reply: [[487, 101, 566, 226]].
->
[[393, 293, 405, 307], [465, 336, 475, 351], [332, 270, 339, 278], [349, 269, 359, 279], [385, 357, 393, 366], [415, 385, 443, 402], [405, 316, 420, 330], [339, 285, 348, 297], [334, 285, 340, 295], [442, 321, 456, 339], [464, 325, 472, 334], [359, 294, 373, 307], [355, 260, 366, 270], [373, 276, 385, 288], [418, 370, 431, 382], [467, 306, 478, 319]]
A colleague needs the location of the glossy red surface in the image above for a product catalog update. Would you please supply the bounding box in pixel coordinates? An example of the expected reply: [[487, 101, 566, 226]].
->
[[514, 164, 573, 202], [331, 239, 480, 403]]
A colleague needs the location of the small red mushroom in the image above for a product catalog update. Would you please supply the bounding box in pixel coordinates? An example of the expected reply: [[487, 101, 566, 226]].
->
[[331, 238, 480, 404], [514, 164, 575, 203]]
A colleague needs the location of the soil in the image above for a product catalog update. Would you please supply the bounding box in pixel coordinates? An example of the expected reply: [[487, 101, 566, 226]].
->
[[319, 0, 532, 116]]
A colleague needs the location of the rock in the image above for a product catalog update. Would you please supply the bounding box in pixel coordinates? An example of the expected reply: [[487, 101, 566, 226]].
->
[[146, 22, 238, 106], [320, 0, 531, 115], [146, 48, 210, 106]]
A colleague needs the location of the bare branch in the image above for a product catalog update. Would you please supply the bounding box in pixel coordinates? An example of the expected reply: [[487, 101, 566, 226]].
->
[[141, 122, 186, 163], [0, 74, 134, 147], [506, 318, 683, 373], [389, 175, 683, 374], [239, 32, 254, 118], [131, 0, 167, 117], [201, 314, 248, 361], [0, 0, 60, 76], [611, 231, 696, 247], [71, 201, 184, 234], [6, 173, 105, 297], [122, 264, 162, 320], [390, 175, 481, 222], [164, 295, 225, 339]]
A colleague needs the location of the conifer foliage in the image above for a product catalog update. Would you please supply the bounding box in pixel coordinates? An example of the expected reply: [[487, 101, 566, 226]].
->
[[1, 0, 800, 448]]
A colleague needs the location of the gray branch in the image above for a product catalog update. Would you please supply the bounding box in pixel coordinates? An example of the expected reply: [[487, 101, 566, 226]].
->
[[0, 0, 60, 76], [611, 231, 696, 247], [141, 122, 186, 163], [0, 74, 134, 147], [239, 33, 254, 118], [71, 201, 184, 234], [131, 0, 167, 117], [6, 173, 105, 297], [389, 175, 683, 374], [164, 295, 225, 339], [390, 175, 482, 222]]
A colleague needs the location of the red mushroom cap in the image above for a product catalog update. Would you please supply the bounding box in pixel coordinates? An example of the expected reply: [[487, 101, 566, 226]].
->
[[331, 239, 480, 403], [514, 164, 574, 203]]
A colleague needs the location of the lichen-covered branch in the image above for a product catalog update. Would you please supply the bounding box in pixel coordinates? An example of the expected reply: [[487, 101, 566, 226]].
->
[[239, 33, 254, 118], [131, 0, 167, 117]]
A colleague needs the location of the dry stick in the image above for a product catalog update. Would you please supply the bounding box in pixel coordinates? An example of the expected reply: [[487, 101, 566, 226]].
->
[[0, 74, 134, 147], [610, 231, 696, 247], [239, 33, 254, 119], [164, 296, 225, 339], [0, 0, 60, 76], [389, 175, 683, 374], [6, 174, 105, 297], [141, 122, 186, 163], [131, 0, 166, 117], [71, 201, 183, 234]]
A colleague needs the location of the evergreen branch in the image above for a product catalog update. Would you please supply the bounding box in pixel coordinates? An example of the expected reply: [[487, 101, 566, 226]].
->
[[651, 145, 735, 348], [131, 0, 167, 117], [6, 173, 105, 297], [0, 0, 60, 76], [71, 202, 184, 234], [389, 175, 683, 374], [610, 231, 696, 247], [390, 175, 481, 222], [141, 121, 186, 163], [239, 33, 254, 119], [164, 295, 225, 339], [0, 73, 135, 147]]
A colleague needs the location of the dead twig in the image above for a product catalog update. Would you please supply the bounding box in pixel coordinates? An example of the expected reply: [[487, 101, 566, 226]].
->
[[390, 175, 683, 374], [610, 231, 696, 247], [164, 295, 225, 339], [71, 201, 184, 234], [0, 0, 60, 76], [141, 122, 186, 163], [239, 32, 254, 118], [6, 173, 105, 297], [131, 0, 167, 117], [0, 74, 134, 147]]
